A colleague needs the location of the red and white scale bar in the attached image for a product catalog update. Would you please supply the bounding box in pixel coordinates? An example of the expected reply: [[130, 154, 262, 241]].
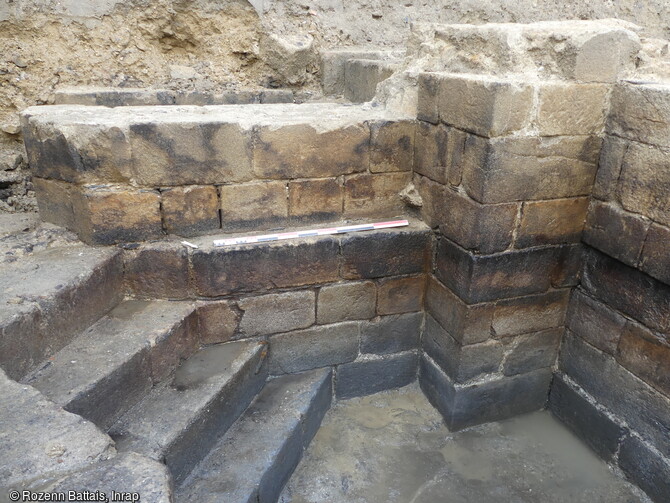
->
[[213, 219, 409, 247]]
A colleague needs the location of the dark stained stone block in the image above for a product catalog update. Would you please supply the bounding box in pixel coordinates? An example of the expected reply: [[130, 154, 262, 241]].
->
[[491, 290, 569, 338], [335, 351, 418, 399], [618, 435, 670, 503], [360, 312, 422, 355], [124, 241, 191, 299], [639, 222, 670, 286], [549, 373, 626, 461], [617, 320, 670, 398], [502, 328, 562, 376]]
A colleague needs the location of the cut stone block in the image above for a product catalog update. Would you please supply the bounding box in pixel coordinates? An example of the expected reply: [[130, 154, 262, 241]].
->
[[617, 320, 670, 398], [581, 247, 670, 334], [360, 312, 422, 355], [238, 290, 315, 337], [583, 200, 650, 267], [23, 300, 198, 430], [420, 355, 551, 431], [343, 172, 411, 218], [425, 276, 494, 345], [54, 87, 176, 107], [491, 290, 570, 338], [502, 328, 562, 376], [417, 72, 441, 124], [608, 82, 670, 148], [177, 368, 332, 503], [639, 223, 670, 285], [321, 47, 399, 95], [269, 322, 360, 375], [618, 435, 670, 503], [536, 82, 608, 136], [413, 122, 465, 185], [161, 185, 220, 237], [618, 141, 670, 227], [317, 281, 376, 325], [341, 222, 431, 279], [436, 238, 568, 304], [123, 241, 191, 299], [423, 315, 503, 383], [254, 123, 369, 179], [559, 331, 670, 458], [192, 236, 340, 297], [288, 178, 343, 221], [462, 134, 601, 204], [436, 73, 534, 137], [0, 246, 123, 380], [0, 367, 114, 487], [593, 135, 627, 201], [565, 288, 627, 356], [516, 197, 590, 248], [335, 351, 418, 399], [219, 181, 288, 231], [549, 374, 626, 461], [377, 275, 425, 315], [110, 340, 268, 485], [369, 120, 414, 173], [197, 301, 241, 345], [32, 177, 76, 230], [344, 59, 398, 103]]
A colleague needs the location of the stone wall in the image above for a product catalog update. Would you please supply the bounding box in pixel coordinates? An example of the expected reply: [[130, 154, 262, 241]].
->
[[549, 81, 670, 503]]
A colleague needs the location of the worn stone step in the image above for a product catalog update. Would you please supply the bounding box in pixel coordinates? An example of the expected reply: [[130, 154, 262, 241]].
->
[[177, 368, 332, 503], [109, 340, 268, 486], [22, 299, 198, 430], [0, 367, 114, 488], [0, 244, 123, 380]]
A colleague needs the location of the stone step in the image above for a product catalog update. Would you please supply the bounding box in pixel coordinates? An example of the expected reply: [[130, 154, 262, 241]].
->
[[22, 299, 199, 430], [0, 367, 114, 488], [109, 340, 268, 486], [176, 368, 333, 503], [0, 244, 123, 380], [22, 103, 414, 244]]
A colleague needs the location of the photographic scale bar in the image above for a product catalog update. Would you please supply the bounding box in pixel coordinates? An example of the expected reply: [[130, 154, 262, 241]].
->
[[212, 219, 410, 247]]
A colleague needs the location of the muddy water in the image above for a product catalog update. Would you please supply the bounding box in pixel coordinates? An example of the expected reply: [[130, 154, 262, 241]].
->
[[280, 383, 649, 503]]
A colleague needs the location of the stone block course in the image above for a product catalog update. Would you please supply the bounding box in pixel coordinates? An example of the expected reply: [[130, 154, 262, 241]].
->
[[618, 435, 670, 503], [238, 290, 316, 337], [639, 222, 670, 285], [197, 301, 241, 345], [219, 181, 288, 231], [161, 185, 220, 237], [360, 312, 422, 355], [377, 275, 425, 315], [413, 122, 465, 185], [317, 281, 376, 324], [582, 200, 650, 267], [33, 177, 76, 230], [502, 328, 562, 376], [491, 290, 570, 338], [593, 135, 627, 201], [269, 322, 360, 375], [516, 197, 590, 248], [608, 82, 670, 148], [461, 134, 601, 204]]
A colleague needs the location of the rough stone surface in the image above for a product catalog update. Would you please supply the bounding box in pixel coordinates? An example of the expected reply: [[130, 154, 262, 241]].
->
[[123, 241, 190, 299], [536, 82, 608, 135], [617, 320, 670, 397], [343, 172, 411, 218], [197, 301, 241, 345], [608, 82, 670, 148], [32, 178, 76, 230], [425, 276, 494, 345], [516, 197, 590, 248], [639, 222, 670, 285], [360, 312, 422, 355], [377, 275, 425, 315], [549, 374, 627, 461], [161, 185, 220, 237], [618, 435, 670, 503], [335, 352, 418, 399], [491, 290, 570, 338], [593, 135, 627, 201], [436, 74, 534, 137], [583, 200, 650, 267], [178, 368, 332, 503], [502, 328, 562, 376], [219, 181, 288, 231], [192, 237, 340, 296], [344, 59, 397, 103], [270, 322, 360, 375], [462, 134, 600, 204], [17, 453, 173, 503], [317, 281, 376, 325], [369, 120, 414, 173], [238, 290, 315, 337], [565, 288, 627, 355], [288, 178, 343, 221]]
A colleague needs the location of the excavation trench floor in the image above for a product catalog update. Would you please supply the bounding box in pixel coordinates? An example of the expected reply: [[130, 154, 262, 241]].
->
[[280, 383, 648, 503]]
